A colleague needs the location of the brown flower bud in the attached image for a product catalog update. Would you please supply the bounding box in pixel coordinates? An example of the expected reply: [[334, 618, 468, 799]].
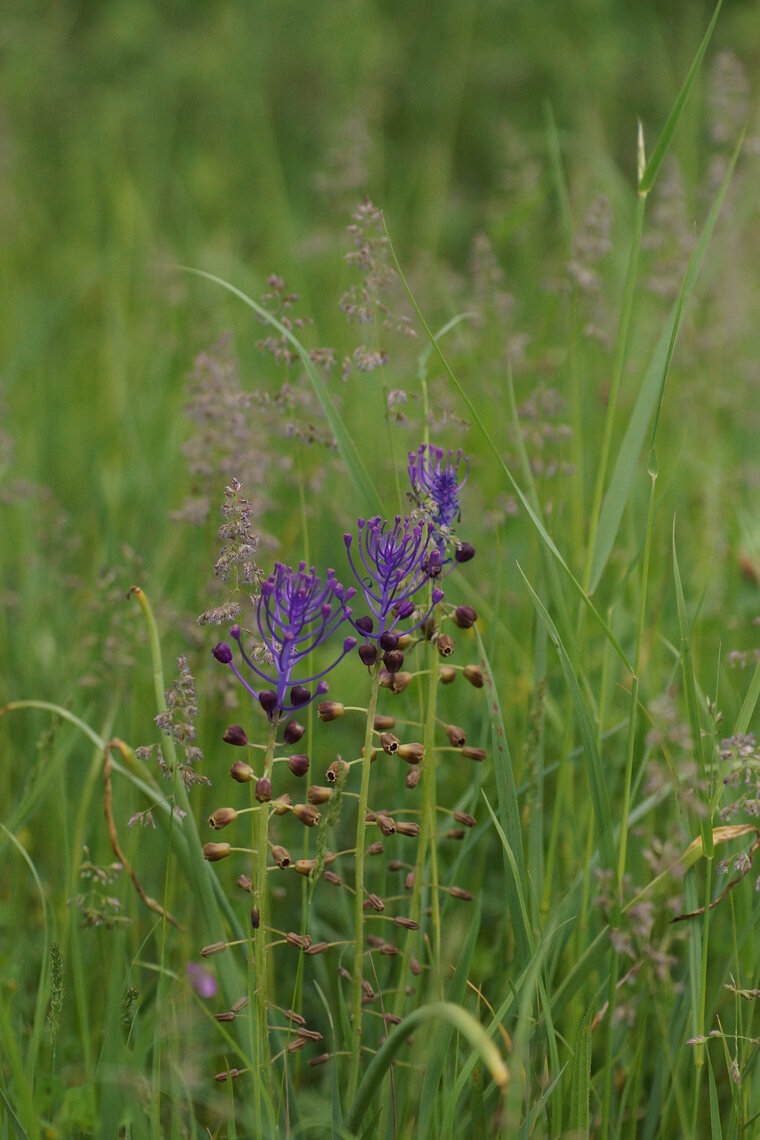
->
[[390, 671, 413, 693], [288, 1036, 308, 1053], [250, 907, 260, 929], [379, 732, 400, 754], [384, 1013, 403, 1025], [231, 996, 249, 1014], [447, 829, 465, 840], [366, 841, 384, 856], [283, 719, 306, 743], [359, 644, 378, 667], [363, 893, 385, 912], [309, 1054, 330, 1067], [295, 858, 317, 877], [215, 1011, 236, 1024], [337, 966, 351, 980], [367, 935, 385, 948], [449, 886, 474, 900], [223, 724, 248, 746], [229, 759, 255, 783], [436, 633, 455, 657], [324, 870, 342, 886], [453, 605, 478, 629], [255, 776, 272, 803], [200, 941, 228, 958], [410, 956, 421, 976], [236, 874, 253, 892], [395, 820, 420, 837], [453, 811, 476, 827], [438, 665, 457, 684], [304, 942, 329, 957], [272, 793, 292, 815], [283, 1008, 307, 1026], [208, 807, 238, 830], [326, 758, 349, 783], [380, 942, 400, 956], [445, 724, 467, 747], [271, 845, 291, 869], [398, 742, 424, 764], [307, 785, 333, 806], [287, 753, 310, 777], [203, 842, 231, 862], [387, 860, 404, 871], [373, 812, 396, 836], [374, 714, 395, 730], [293, 803, 320, 827], [463, 664, 484, 689], [394, 916, 419, 930], [318, 701, 345, 722], [286, 932, 312, 950], [462, 746, 486, 762], [405, 767, 421, 789], [361, 980, 376, 1000], [404, 871, 414, 891]]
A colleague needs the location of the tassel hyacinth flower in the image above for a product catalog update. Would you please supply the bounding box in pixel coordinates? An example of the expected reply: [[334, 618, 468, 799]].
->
[[342, 515, 444, 646], [408, 443, 475, 566], [213, 562, 356, 720]]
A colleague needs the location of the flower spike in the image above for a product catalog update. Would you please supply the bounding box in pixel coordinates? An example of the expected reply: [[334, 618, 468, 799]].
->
[[213, 563, 355, 720]]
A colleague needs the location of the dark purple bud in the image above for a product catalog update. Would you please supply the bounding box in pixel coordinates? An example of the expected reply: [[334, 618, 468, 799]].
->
[[455, 543, 475, 564], [251, 907, 260, 929], [432, 588, 445, 604], [212, 643, 233, 664], [290, 685, 311, 707], [395, 599, 415, 619], [229, 624, 241, 639], [284, 720, 306, 744], [223, 724, 248, 746], [259, 690, 279, 716], [383, 650, 405, 673], [356, 616, 374, 635], [379, 632, 399, 650], [288, 753, 310, 777], [343, 636, 358, 652], [453, 605, 478, 629], [255, 777, 272, 803], [358, 644, 377, 667]]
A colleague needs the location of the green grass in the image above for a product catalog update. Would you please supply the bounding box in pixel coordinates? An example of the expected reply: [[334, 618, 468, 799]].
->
[[3, 0, 760, 1135]]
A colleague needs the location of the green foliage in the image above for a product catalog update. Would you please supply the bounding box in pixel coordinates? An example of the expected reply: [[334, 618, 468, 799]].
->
[[3, 0, 760, 1134]]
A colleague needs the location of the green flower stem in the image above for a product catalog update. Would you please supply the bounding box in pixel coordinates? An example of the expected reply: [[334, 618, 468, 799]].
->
[[347, 660, 383, 1104], [418, 628, 442, 976], [253, 717, 278, 1110]]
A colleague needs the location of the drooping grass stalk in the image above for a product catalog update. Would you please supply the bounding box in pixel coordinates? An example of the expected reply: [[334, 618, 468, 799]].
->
[[348, 659, 383, 1102]]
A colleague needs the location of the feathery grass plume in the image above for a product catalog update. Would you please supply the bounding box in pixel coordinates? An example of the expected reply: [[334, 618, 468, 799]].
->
[[147, 656, 209, 790], [46, 943, 64, 1059], [340, 198, 415, 379], [198, 479, 264, 627]]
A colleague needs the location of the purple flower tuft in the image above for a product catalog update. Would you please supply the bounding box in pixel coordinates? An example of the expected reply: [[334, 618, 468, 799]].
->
[[214, 562, 355, 720], [344, 515, 443, 641], [408, 444, 468, 532]]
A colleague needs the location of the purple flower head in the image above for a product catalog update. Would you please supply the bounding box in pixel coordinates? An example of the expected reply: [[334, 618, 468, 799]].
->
[[343, 515, 444, 642], [187, 961, 217, 999], [214, 562, 356, 721], [408, 444, 469, 532]]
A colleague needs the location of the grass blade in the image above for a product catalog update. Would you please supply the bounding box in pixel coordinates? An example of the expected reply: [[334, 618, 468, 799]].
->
[[518, 565, 617, 883], [639, 0, 723, 194], [589, 125, 744, 594]]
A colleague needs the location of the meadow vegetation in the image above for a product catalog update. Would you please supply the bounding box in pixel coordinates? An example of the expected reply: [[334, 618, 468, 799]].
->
[[2, 1, 760, 1135]]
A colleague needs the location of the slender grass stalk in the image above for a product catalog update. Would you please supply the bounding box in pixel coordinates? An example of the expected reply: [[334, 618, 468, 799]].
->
[[348, 660, 383, 1102], [253, 718, 278, 1113]]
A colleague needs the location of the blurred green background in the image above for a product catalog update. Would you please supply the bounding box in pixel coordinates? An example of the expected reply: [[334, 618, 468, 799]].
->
[[2, 0, 759, 686]]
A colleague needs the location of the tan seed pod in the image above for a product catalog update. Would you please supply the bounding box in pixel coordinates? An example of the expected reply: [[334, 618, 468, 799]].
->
[[366, 841, 384, 856], [374, 812, 396, 836], [208, 807, 238, 830], [398, 742, 424, 764], [449, 886, 474, 900], [438, 665, 457, 684], [200, 941, 228, 958], [446, 829, 465, 840], [462, 746, 486, 762], [326, 758, 349, 783], [373, 714, 396, 730], [295, 858, 317, 877], [317, 701, 345, 722], [436, 633, 455, 657], [395, 821, 421, 837], [272, 793, 292, 815], [463, 664, 484, 689], [203, 842, 231, 862], [445, 724, 467, 747], [453, 811, 476, 827], [379, 732, 400, 754], [406, 767, 421, 789], [393, 916, 419, 930], [293, 803, 320, 827], [229, 759, 255, 783], [271, 845, 292, 869], [286, 932, 313, 950], [307, 785, 332, 805]]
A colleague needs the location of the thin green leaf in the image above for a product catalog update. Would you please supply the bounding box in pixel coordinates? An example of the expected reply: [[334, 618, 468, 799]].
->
[[569, 1001, 594, 1135], [589, 126, 743, 593], [707, 1052, 723, 1140], [639, 0, 723, 194], [182, 266, 383, 513], [518, 565, 618, 882], [473, 625, 531, 964]]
